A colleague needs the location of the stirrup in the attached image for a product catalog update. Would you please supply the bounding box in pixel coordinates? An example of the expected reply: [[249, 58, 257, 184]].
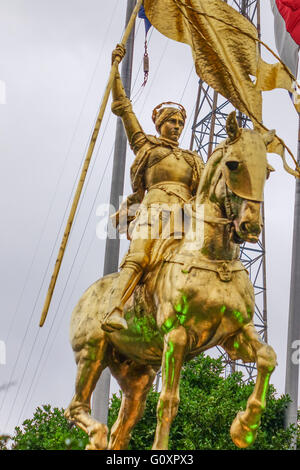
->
[[101, 307, 128, 333]]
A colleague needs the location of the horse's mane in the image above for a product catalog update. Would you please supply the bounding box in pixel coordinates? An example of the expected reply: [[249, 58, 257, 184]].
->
[[196, 142, 226, 204]]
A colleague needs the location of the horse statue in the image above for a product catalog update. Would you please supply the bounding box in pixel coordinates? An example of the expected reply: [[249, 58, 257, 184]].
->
[[65, 112, 277, 450]]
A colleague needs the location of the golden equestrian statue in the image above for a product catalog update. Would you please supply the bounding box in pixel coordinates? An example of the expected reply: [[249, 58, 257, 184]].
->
[[64, 46, 277, 449], [101, 44, 204, 332]]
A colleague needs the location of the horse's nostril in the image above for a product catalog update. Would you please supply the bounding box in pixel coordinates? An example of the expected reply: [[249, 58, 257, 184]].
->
[[240, 222, 248, 233], [240, 221, 261, 235]]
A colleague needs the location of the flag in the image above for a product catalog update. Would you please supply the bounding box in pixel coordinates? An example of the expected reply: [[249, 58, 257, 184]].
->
[[138, 5, 152, 35], [139, 5, 152, 86], [143, 0, 300, 130], [271, 0, 299, 76], [275, 0, 300, 44]]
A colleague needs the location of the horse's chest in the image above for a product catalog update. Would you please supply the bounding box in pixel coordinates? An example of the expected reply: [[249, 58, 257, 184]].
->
[[158, 264, 254, 344]]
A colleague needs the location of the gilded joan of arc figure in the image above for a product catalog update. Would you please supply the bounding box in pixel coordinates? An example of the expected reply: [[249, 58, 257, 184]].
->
[[101, 45, 204, 332]]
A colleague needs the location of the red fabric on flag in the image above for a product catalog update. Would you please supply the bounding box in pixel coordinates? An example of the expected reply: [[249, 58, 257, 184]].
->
[[276, 0, 300, 44]]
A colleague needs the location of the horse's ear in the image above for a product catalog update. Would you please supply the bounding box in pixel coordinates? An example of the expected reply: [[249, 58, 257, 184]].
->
[[226, 111, 241, 142], [262, 129, 276, 148]]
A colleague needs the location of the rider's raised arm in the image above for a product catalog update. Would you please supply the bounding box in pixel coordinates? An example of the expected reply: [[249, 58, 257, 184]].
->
[[111, 60, 146, 154]]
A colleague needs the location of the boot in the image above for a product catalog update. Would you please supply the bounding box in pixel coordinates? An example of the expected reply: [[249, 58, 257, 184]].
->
[[101, 266, 143, 333]]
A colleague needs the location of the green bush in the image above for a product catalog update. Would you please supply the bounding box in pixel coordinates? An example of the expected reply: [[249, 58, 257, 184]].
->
[[108, 355, 299, 450], [2, 355, 299, 450], [1, 404, 89, 450]]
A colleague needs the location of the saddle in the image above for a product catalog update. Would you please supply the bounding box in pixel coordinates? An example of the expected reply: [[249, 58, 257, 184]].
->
[[163, 252, 248, 282]]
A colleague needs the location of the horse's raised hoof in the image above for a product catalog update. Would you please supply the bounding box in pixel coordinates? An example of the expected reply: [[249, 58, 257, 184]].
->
[[101, 309, 128, 333], [230, 411, 258, 448], [85, 423, 108, 450]]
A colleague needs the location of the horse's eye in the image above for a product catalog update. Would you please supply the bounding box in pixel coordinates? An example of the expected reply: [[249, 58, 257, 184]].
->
[[226, 161, 239, 171]]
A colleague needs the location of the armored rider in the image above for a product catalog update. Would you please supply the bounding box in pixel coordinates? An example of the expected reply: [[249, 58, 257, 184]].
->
[[101, 45, 204, 332]]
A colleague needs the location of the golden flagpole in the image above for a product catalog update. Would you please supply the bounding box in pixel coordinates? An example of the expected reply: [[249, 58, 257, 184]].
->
[[39, 0, 143, 327]]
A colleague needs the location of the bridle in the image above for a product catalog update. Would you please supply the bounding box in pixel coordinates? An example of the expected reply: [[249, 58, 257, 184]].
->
[[193, 139, 238, 227]]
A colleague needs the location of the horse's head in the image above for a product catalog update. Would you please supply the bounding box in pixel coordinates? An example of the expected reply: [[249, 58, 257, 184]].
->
[[197, 112, 275, 245]]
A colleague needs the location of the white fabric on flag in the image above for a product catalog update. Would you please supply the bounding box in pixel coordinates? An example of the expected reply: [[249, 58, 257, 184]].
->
[[271, 0, 299, 76]]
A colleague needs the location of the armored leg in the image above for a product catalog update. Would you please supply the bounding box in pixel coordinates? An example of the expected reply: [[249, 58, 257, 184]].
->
[[101, 239, 152, 332]]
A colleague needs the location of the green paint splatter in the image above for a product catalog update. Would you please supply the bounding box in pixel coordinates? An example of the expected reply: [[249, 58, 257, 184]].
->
[[162, 317, 177, 334], [245, 431, 255, 445], [125, 306, 161, 343], [177, 313, 186, 326], [89, 349, 96, 361], [234, 341, 240, 350], [174, 294, 189, 326], [220, 305, 226, 314], [165, 340, 175, 388], [260, 373, 271, 410], [233, 310, 244, 324], [157, 401, 164, 422], [165, 341, 175, 387]]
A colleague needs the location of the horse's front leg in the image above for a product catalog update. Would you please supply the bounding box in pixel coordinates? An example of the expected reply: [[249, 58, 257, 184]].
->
[[227, 322, 277, 448], [152, 325, 188, 450]]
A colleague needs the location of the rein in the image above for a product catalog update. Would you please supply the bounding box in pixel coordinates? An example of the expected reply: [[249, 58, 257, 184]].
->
[[192, 141, 236, 227], [200, 135, 246, 226], [224, 184, 236, 224], [193, 212, 232, 226]]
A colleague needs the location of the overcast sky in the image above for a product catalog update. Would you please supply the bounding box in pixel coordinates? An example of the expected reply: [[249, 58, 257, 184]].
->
[[0, 0, 299, 437]]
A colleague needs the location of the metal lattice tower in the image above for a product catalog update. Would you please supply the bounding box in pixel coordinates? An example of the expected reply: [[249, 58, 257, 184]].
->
[[190, 0, 266, 381]]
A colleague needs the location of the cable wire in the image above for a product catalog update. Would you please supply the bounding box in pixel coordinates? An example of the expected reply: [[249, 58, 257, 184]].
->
[[3, 0, 119, 349]]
